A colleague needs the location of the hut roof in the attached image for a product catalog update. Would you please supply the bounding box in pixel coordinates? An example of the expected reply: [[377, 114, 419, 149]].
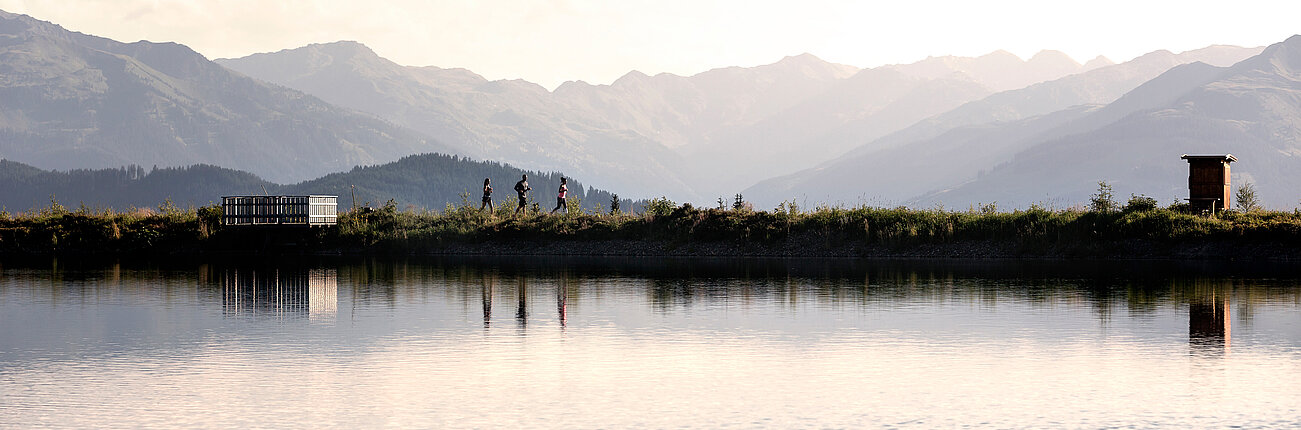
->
[[1181, 154, 1237, 162]]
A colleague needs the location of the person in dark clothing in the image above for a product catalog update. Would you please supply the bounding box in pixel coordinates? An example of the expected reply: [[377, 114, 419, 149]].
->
[[550, 177, 569, 214], [513, 174, 531, 215], [479, 178, 494, 212]]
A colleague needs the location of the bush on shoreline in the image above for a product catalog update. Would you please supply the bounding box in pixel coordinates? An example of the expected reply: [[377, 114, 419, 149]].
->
[[2, 197, 1300, 255]]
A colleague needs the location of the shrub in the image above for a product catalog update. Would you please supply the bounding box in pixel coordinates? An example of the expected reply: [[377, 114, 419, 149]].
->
[[776, 199, 800, 216], [644, 197, 677, 217], [1167, 200, 1191, 213], [44, 194, 68, 217], [197, 204, 222, 236], [1124, 194, 1158, 213], [1090, 181, 1116, 213], [1236, 183, 1260, 212]]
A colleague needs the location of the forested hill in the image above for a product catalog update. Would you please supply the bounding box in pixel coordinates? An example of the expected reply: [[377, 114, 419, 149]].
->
[[0, 154, 631, 212], [290, 153, 626, 211], [0, 160, 272, 211]]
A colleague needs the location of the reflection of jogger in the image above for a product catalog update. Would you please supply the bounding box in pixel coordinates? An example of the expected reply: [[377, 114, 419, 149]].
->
[[481, 276, 493, 328], [550, 177, 568, 214], [516, 278, 528, 327], [513, 174, 531, 215], [557, 279, 567, 328]]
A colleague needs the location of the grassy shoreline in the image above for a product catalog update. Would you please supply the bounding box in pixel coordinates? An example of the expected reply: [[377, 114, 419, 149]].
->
[[2, 199, 1300, 259]]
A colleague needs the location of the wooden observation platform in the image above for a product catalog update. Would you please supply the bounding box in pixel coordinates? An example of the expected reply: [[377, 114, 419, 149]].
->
[[1181, 154, 1236, 213], [222, 195, 338, 227]]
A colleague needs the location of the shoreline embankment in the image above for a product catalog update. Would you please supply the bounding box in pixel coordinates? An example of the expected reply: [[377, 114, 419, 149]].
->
[[2, 203, 1300, 261]]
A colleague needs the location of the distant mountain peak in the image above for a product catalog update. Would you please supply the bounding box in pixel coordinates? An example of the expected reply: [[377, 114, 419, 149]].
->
[[1240, 33, 1301, 73], [1083, 55, 1115, 70], [553, 79, 594, 94], [0, 9, 49, 34], [979, 50, 1021, 61], [1134, 49, 1176, 61], [612, 70, 650, 86], [228, 40, 381, 65], [1028, 50, 1080, 66], [1261, 33, 1301, 54], [0, 8, 27, 20], [778, 52, 824, 64], [314, 40, 371, 50], [302, 40, 379, 59], [216, 40, 391, 79]]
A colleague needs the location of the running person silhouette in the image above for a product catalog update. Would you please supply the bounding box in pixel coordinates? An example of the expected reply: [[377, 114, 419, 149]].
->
[[550, 177, 568, 214], [479, 178, 494, 212], [513, 174, 531, 215]]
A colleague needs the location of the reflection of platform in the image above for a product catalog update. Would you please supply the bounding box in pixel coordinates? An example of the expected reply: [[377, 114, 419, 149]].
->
[[222, 268, 338, 319], [308, 270, 338, 318]]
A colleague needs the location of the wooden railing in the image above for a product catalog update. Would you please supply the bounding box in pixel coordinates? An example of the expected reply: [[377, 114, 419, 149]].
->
[[221, 195, 337, 226]]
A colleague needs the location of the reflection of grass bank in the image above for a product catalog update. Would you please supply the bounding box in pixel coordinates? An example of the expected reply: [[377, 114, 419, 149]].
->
[[3, 198, 1301, 258]]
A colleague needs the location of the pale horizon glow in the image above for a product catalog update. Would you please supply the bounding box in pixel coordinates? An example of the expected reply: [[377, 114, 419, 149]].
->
[[1, 0, 1297, 89]]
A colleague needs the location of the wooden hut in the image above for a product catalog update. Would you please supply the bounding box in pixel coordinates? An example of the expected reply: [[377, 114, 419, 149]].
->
[[1181, 154, 1236, 213]]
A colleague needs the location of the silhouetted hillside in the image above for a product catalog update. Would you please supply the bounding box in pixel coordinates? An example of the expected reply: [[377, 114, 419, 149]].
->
[[0, 155, 631, 213], [287, 153, 627, 212], [0, 160, 272, 210]]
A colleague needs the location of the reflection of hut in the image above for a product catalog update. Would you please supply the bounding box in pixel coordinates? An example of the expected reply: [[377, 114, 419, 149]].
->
[[1181, 154, 1236, 213], [1189, 294, 1230, 353]]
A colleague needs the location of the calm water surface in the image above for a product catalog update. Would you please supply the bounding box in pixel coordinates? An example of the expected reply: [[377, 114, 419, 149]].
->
[[1, 257, 1299, 428]]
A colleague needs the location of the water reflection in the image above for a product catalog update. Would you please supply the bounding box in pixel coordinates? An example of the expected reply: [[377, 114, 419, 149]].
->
[[557, 276, 568, 328], [1189, 286, 1231, 355], [481, 275, 494, 328], [516, 278, 528, 327], [2, 257, 1301, 428], [473, 273, 570, 329], [218, 266, 338, 320], [2, 256, 1299, 346]]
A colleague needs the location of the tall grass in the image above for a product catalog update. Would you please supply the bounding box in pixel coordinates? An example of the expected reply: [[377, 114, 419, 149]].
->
[[320, 198, 1301, 253], [3, 196, 1300, 255], [0, 198, 221, 253]]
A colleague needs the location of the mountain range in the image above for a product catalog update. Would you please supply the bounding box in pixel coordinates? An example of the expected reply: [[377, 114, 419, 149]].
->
[[2, 8, 1297, 211], [913, 36, 1301, 209], [745, 45, 1264, 208], [0, 10, 456, 184], [218, 41, 1117, 199]]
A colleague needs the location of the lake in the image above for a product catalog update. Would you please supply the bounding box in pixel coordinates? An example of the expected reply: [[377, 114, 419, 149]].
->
[[2, 257, 1299, 428]]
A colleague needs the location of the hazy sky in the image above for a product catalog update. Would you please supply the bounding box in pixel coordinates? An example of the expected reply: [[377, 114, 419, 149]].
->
[[1, 0, 1297, 89]]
